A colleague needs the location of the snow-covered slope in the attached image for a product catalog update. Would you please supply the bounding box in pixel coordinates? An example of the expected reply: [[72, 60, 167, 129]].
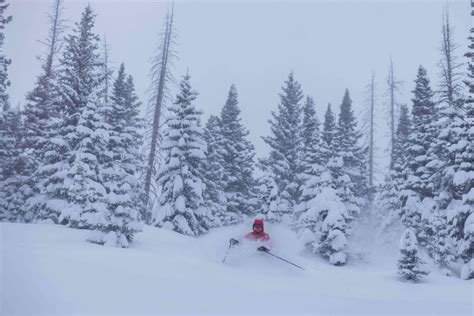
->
[[1, 222, 472, 315]]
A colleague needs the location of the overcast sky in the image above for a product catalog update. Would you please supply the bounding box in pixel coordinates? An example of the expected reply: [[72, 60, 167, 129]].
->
[[5, 0, 472, 177]]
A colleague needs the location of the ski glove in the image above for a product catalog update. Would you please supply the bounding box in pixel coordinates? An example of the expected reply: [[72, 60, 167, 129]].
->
[[257, 246, 269, 252], [229, 238, 239, 246]]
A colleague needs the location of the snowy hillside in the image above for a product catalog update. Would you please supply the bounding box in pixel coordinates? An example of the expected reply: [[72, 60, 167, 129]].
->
[[2, 222, 471, 316]]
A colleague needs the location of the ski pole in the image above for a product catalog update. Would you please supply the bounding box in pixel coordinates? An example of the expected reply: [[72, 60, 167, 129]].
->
[[262, 251, 305, 270]]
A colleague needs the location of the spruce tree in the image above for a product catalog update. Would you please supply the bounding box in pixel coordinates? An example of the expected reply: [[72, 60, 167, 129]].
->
[[424, 209, 454, 274], [397, 229, 430, 282], [333, 89, 366, 229], [465, 5, 474, 105], [321, 103, 337, 163], [0, 107, 34, 222], [0, 0, 11, 117], [315, 183, 349, 266], [33, 5, 105, 224], [455, 189, 474, 279], [0, 0, 12, 173], [153, 73, 210, 236], [0, 1, 30, 222], [23, 0, 64, 154], [100, 63, 144, 245], [392, 104, 411, 180], [219, 84, 256, 224], [295, 96, 325, 229], [64, 93, 110, 231], [300, 96, 321, 158], [202, 115, 226, 226], [23, 0, 65, 223], [255, 171, 279, 220], [261, 72, 303, 223], [376, 104, 411, 242], [443, 11, 474, 279], [294, 98, 351, 265], [376, 176, 403, 240], [400, 66, 438, 237]]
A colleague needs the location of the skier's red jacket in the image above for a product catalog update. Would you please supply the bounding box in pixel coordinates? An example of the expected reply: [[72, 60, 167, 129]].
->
[[244, 219, 271, 242]]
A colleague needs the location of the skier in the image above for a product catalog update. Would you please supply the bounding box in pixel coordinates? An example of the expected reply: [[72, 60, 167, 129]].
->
[[224, 219, 303, 269], [229, 219, 271, 252]]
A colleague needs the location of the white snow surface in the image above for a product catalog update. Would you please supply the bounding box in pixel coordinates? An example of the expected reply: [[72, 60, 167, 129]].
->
[[1, 221, 472, 316]]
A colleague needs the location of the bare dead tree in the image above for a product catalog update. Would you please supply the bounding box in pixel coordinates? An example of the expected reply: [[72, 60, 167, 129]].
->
[[41, 0, 66, 78], [144, 4, 177, 218], [386, 57, 402, 170], [361, 70, 378, 200], [438, 6, 464, 112], [369, 71, 375, 190]]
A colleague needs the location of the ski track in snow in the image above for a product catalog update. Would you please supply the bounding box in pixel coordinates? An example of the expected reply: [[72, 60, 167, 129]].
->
[[1, 221, 472, 316]]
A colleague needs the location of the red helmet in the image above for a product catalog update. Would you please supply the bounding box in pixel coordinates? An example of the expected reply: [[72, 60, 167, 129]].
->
[[252, 219, 264, 231]]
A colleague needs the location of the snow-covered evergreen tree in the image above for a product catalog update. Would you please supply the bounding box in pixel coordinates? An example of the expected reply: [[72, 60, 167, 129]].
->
[[375, 176, 403, 241], [0, 106, 34, 222], [397, 229, 430, 282], [153, 73, 211, 236], [443, 15, 474, 279], [23, 0, 64, 156], [294, 96, 352, 265], [392, 104, 411, 181], [261, 72, 303, 223], [298, 96, 322, 183], [333, 89, 366, 226], [423, 206, 454, 274], [0, 0, 12, 170], [0, 0, 11, 119], [335, 89, 367, 201], [453, 189, 474, 279], [376, 104, 412, 238], [55, 5, 142, 247], [295, 96, 325, 228], [300, 96, 321, 161], [0, 1, 30, 223], [63, 93, 110, 230], [202, 115, 226, 227], [465, 5, 474, 105], [21, 0, 65, 223], [400, 66, 438, 238], [35, 5, 108, 229], [100, 63, 144, 245], [315, 183, 349, 266], [255, 171, 279, 220], [219, 84, 256, 224], [321, 103, 337, 163]]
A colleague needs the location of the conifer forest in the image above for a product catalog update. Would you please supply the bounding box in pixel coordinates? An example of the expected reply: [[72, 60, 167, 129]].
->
[[1, 1, 473, 315]]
